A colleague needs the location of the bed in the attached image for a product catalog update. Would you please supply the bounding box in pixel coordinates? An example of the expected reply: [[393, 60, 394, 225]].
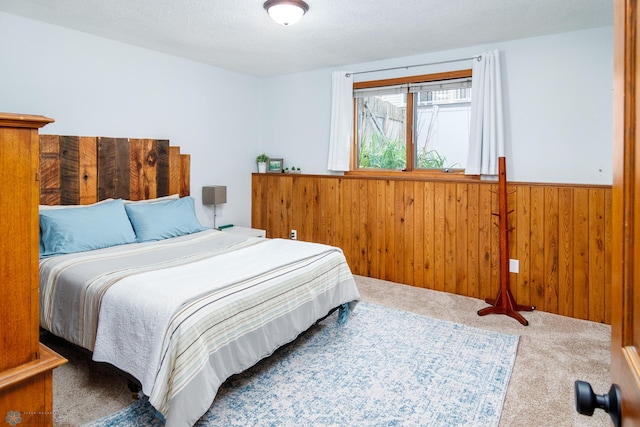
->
[[37, 135, 360, 426]]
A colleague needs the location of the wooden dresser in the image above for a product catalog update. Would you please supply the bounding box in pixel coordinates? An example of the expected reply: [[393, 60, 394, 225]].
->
[[0, 113, 67, 426]]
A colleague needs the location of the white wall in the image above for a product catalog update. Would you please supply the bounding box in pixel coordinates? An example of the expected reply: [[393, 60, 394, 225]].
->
[[261, 26, 614, 185], [0, 12, 614, 235], [0, 11, 261, 227]]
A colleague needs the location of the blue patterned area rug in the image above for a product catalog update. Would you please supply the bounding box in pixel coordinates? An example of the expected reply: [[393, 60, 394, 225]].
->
[[83, 302, 519, 427]]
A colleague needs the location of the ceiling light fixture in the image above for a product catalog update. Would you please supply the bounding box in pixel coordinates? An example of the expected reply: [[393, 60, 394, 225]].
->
[[263, 0, 309, 26]]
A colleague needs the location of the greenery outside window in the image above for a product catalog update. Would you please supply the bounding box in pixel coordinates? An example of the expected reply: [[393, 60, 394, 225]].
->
[[351, 69, 472, 174], [355, 87, 407, 170]]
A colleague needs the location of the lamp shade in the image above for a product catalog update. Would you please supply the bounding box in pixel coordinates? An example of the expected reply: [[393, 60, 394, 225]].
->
[[202, 185, 227, 205], [264, 0, 309, 26]]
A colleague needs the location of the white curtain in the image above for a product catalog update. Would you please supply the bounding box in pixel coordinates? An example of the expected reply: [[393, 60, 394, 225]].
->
[[327, 71, 354, 171], [466, 50, 505, 175]]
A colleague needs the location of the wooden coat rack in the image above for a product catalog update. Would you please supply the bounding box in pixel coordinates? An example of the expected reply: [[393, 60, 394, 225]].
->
[[477, 157, 535, 326]]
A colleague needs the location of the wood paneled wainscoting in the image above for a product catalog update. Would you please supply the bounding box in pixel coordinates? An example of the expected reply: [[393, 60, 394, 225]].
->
[[252, 173, 612, 324]]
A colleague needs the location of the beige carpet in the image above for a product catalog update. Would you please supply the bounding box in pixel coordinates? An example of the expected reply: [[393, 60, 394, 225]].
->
[[45, 275, 611, 426]]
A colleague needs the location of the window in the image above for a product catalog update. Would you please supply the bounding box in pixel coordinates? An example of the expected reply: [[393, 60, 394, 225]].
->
[[352, 69, 472, 173], [355, 87, 407, 170]]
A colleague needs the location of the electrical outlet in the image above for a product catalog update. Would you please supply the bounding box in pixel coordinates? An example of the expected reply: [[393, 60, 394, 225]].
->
[[509, 259, 519, 273], [290, 229, 297, 240]]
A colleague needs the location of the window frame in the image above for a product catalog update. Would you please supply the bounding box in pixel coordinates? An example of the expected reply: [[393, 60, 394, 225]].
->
[[348, 69, 473, 178]]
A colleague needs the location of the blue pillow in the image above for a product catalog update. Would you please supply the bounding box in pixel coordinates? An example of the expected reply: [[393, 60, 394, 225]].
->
[[39, 199, 116, 257], [124, 196, 206, 242], [40, 199, 137, 257]]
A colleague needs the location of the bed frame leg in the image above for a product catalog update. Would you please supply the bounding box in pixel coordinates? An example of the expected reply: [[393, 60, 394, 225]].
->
[[127, 380, 142, 400]]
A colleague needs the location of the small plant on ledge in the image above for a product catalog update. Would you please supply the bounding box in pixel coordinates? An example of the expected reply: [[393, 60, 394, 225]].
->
[[256, 153, 269, 173]]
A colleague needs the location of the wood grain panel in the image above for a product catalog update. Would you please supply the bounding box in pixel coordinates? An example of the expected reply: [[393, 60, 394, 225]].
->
[[39, 135, 190, 205], [444, 183, 456, 295], [478, 185, 493, 301], [375, 180, 386, 280], [394, 180, 406, 285], [456, 184, 468, 296], [179, 154, 190, 197], [78, 137, 97, 205], [529, 187, 545, 312], [327, 178, 338, 248], [573, 188, 590, 320], [251, 174, 267, 235], [156, 140, 170, 198], [289, 176, 302, 240], [349, 179, 360, 275], [169, 146, 182, 196], [515, 186, 531, 307], [129, 139, 145, 201], [265, 177, 277, 240], [311, 178, 323, 243], [341, 178, 354, 268], [544, 187, 559, 314], [97, 137, 130, 201], [28, 128, 40, 366], [467, 184, 479, 298], [384, 180, 395, 281], [558, 187, 574, 317], [358, 180, 368, 278], [604, 189, 612, 325], [589, 189, 606, 323], [301, 176, 315, 242], [60, 136, 80, 205], [367, 180, 378, 278], [335, 178, 345, 260], [422, 181, 435, 288], [252, 173, 613, 324], [0, 127, 37, 369], [433, 182, 446, 293], [403, 182, 415, 285], [39, 135, 61, 205], [130, 138, 158, 201], [413, 181, 425, 287]]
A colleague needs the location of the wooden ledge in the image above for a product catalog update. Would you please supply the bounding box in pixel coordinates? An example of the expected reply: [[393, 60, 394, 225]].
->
[[0, 112, 54, 129], [0, 344, 67, 391]]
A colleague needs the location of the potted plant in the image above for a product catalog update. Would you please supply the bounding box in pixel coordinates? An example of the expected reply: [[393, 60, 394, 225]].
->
[[256, 153, 268, 173]]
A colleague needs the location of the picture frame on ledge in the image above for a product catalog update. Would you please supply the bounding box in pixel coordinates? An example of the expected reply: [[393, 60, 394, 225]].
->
[[267, 158, 284, 173]]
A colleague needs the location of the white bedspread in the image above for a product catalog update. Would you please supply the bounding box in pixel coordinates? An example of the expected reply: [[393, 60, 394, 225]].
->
[[40, 230, 360, 426]]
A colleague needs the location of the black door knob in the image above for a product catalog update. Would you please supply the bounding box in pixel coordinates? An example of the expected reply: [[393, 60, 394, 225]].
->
[[575, 380, 621, 427]]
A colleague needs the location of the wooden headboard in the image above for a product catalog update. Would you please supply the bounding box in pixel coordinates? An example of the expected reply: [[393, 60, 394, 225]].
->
[[39, 135, 190, 205]]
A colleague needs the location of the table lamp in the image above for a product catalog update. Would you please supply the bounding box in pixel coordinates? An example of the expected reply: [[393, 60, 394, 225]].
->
[[202, 185, 227, 228]]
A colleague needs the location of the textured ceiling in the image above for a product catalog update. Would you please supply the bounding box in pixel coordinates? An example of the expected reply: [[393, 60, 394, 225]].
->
[[0, 0, 613, 77]]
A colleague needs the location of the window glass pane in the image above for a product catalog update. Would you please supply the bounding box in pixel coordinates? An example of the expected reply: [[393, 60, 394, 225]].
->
[[414, 88, 471, 169], [356, 93, 406, 170]]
